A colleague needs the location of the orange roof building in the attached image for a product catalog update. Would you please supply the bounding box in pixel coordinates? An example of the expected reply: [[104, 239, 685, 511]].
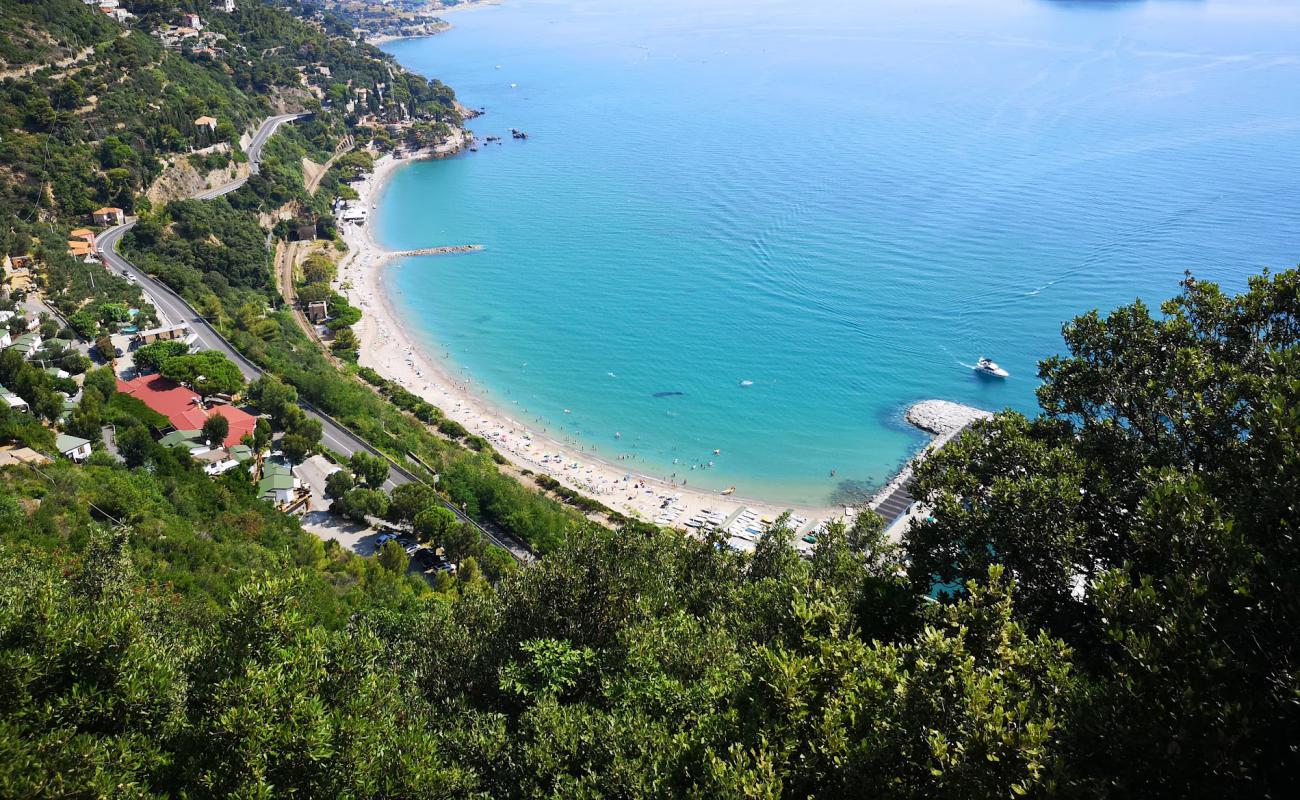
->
[[116, 374, 258, 447], [91, 207, 125, 225]]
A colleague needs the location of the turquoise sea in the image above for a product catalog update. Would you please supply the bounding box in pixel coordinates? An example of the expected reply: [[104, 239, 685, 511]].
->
[[378, 0, 1300, 506]]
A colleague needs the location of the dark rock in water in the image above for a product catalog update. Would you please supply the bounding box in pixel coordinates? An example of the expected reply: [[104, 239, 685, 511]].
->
[[653, 391, 684, 398]]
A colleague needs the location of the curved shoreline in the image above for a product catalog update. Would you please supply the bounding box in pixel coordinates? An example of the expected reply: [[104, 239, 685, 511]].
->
[[335, 145, 990, 540], [339, 150, 853, 531]]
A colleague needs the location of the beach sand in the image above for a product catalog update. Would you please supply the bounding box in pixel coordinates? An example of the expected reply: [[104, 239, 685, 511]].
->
[[337, 144, 847, 541]]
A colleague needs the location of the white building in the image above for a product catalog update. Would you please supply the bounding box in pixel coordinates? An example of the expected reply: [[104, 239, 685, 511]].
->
[[0, 384, 27, 413], [56, 434, 92, 462]]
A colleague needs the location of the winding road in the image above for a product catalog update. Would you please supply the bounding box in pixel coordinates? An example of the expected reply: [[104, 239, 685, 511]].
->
[[194, 113, 303, 199], [97, 115, 534, 563]]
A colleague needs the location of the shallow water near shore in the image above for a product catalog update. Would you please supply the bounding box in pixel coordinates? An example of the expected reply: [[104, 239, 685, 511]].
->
[[377, 0, 1300, 506]]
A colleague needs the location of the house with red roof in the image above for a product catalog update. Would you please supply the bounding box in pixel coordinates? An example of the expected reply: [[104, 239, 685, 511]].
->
[[92, 207, 125, 226], [116, 374, 256, 447]]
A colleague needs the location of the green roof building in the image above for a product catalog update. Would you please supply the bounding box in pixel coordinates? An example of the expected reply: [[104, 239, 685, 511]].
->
[[158, 429, 205, 449]]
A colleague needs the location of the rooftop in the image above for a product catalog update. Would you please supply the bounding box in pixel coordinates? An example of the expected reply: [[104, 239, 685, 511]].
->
[[158, 429, 205, 448], [56, 434, 90, 452], [0, 446, 51, 467], [116, 374, 257, 447]]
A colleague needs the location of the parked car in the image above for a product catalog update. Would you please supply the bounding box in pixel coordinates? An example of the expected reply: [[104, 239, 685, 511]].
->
[[412, 549, 458, 574], [375, 532, 399, 547]]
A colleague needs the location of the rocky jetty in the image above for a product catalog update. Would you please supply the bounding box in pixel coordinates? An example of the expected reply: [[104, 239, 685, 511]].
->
[[906, 399, 993, 436]]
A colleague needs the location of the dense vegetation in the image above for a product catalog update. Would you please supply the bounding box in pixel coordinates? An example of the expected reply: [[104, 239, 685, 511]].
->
[[0, 0, 456, 248], [3, 271, 1299, 796], [5, 2, 1299, 794], [0, 0, 580, 553], [908, 270, 1300, 794]]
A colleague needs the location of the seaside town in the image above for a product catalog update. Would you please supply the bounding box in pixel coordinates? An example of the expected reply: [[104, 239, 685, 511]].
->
[[0, 0, 1296, 795], [322, 0, 455, 43]]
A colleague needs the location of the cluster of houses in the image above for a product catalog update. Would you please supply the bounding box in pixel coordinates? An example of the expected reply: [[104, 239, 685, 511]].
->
[[154, 10, 230, 56], [115, 371, 308, 506], [65, 209, 126, 262], [75, 2, 237, 51], [0, 291, 306, 505], [0, 298, 97, 461], [0, 306, 41, 349], [80, 0, 133, 24], [67, 226, 99, 263], [327, 0, 450, 44], [0, 384, 90, 462]]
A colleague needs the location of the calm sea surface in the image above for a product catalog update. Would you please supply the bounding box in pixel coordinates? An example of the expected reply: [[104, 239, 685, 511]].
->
[[379, 0, 1300, 505]]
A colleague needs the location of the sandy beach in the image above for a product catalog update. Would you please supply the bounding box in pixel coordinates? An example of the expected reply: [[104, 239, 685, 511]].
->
[[333, 122, 999, 548], [337, 144, 853, 542]]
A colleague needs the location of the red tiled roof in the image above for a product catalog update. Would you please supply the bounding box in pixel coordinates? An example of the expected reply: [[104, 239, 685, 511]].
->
[[116, 374, 257, 447]]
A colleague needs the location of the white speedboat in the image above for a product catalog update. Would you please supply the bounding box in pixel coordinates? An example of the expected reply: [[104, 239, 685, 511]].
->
[[974, 357, 1009, 378]]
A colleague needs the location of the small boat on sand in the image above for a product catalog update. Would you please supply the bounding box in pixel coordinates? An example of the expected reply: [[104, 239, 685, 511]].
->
[[721, 486, 736, 495], [974, 357, 1009, 378]]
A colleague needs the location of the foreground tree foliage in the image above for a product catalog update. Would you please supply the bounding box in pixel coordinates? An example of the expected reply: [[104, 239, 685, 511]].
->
[[0, 510, 1065, 798], [2, 269, 1299, 796], [909, 270, 1300, 795]]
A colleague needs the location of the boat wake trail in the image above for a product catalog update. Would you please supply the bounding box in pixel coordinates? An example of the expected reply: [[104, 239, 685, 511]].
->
[[938, 343, 976, 371], [1020, 194, 1225, 298]]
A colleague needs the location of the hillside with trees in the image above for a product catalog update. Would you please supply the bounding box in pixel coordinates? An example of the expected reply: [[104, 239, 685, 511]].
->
[[1, 0, 1298, 796], [0, 0, 581, 554], [2, 269, 1298, 796]]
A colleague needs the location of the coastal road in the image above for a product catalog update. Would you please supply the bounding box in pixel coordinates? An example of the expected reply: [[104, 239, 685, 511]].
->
[[193, 113, 306, 199], [96, 118, 534, 563]]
